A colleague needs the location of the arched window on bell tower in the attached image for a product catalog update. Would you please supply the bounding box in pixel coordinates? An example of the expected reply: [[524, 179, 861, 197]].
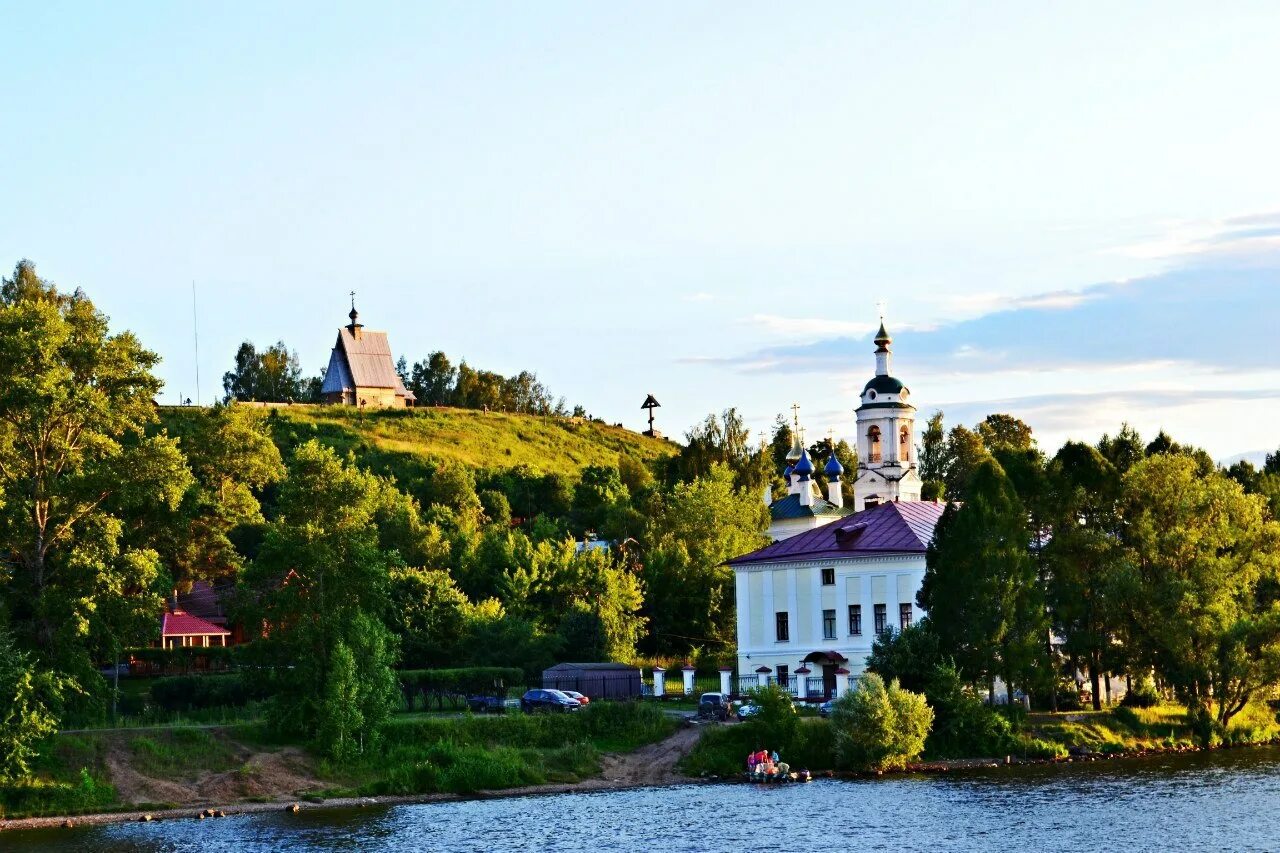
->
[[899, 425, 911, 461], [867, 425, 882, 463]]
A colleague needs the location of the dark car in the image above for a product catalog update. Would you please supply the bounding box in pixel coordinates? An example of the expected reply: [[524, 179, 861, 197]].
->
[[521, 689, 581, 713], [818, 700, 834, 718], [697, 691, 730, 721], [467, 695, 509, 714]]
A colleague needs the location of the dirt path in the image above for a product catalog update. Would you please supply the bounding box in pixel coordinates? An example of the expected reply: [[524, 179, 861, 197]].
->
[[1, 722, 707, 833]]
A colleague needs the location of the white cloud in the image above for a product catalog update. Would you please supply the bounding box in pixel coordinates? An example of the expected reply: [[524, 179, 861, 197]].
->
[[742, 314, 877, 339], [1108, 211, 1280, 263], [682, 292, 716, 303], [930, 288, 1099, 318]]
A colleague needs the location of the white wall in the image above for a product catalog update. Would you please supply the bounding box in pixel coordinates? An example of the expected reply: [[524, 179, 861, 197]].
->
[[735, 554, 927, 684]]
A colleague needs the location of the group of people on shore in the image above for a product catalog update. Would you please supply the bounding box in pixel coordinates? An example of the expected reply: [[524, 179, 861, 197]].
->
[[746, 749, 790, 781]]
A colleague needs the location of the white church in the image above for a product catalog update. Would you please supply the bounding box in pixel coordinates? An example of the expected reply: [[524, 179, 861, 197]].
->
[[731, 321, 943, 699]]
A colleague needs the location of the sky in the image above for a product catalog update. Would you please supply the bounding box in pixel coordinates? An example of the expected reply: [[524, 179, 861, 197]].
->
[[2, 2, 1279, 460]]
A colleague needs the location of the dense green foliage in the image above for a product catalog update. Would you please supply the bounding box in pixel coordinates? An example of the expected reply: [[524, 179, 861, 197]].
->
[[904, 410, 1280, 742], [830, 673, 933, 771]]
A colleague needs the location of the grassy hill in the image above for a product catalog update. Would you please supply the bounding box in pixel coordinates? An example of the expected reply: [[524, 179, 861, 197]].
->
[[160, 404, 676, 475]]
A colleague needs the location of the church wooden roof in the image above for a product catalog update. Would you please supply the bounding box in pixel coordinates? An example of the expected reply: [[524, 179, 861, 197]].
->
[[730, 500, 946, 566], [320, 327, 414, 399]]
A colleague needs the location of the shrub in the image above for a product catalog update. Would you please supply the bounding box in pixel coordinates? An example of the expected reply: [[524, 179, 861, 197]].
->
[[831, 673, 933, 771], [741, 684, 798, 752], [1121, 676, 1160, 709], [149, 674, 266, 712], [923, 663, 1015, 758]]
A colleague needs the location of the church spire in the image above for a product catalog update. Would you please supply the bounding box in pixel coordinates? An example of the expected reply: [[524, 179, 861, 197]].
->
[[874, 320, 892, 376], [346, 291, 363, 338]]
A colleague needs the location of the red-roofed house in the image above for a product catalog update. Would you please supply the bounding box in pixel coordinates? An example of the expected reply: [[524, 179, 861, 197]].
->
[[160, 610, 231, 649]]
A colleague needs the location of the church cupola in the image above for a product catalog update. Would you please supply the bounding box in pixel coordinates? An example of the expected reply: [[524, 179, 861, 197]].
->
[[824, 450, 844, 508], [346, 294, 364, 340], [874, 320, 892, 376], [793, 449, 815, 507]]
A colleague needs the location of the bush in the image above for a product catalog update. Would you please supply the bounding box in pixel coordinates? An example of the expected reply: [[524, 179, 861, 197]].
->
[[1121, 676, 1160, 709], [922, 663, 1016, 758], [741, 684, 798, 751], [149, 674, 267, 712], [832, 673, 933, 771]]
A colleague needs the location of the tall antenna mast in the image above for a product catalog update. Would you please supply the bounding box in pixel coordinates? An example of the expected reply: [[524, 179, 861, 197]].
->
[[192, 280, 201, 406]]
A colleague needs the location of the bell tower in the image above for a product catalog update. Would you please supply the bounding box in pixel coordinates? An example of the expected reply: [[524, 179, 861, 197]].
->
[[852, 321, 922, 511]]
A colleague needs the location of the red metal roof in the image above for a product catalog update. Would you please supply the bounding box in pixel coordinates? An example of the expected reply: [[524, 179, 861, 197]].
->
[[161, 611, 231, 637], [728, 500, 947, 566]]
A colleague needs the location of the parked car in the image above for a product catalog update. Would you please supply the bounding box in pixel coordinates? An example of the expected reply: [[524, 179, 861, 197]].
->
[[818, 700, 834, 718], [697, 692, 730, 721], [520, 689, 581, 713], [467, 695, 509, 714], [560, 690, 590, 705]]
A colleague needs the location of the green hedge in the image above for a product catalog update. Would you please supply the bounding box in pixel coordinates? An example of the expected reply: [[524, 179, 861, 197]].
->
[[397, 667, 525, 710], [149, 674, 269, 712]]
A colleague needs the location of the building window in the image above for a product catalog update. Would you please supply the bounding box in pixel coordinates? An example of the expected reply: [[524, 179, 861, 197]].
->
[[867, 425, 882, 463], [900, 426, 911, 461], [776, 664, 789, 689], [864, 498, 880, 509], [848, 604, 862, 636], [821, 568, 835, 585], [874, 603, 887, 635], [775, 611, 790, 642], [900, 603, 913, 631], [823, 609, 836, 640]]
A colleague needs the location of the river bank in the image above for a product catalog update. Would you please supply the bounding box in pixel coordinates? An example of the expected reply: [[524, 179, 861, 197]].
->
[[0, 725, 703, 834]]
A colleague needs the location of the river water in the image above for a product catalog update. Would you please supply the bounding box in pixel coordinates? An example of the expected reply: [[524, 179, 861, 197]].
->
[[9, 746, 1280, 852]]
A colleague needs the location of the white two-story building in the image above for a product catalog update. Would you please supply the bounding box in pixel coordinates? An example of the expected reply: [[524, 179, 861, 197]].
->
[[729, 500, 944, 697]]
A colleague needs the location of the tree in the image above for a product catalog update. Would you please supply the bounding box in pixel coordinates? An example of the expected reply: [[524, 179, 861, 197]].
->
[[866, 619, 943, 694], [977, 413, 1034, 455], [151, 405, 285, 581], [917, 411, 948, 497], [919, 459, 1044, 702], [941, 425, 989, 503], [668, 408, 760, 490], [241, 441, 402, 746], [221, 340, 304, 402], [388, 568, 472, 667], [1114, 455, 1280, 736], [1097, 423, 1145, 474], [831, 673, 933, 771], [571, 465, 629, 536], [0, 261, 190, 689], [640, 464, 768, 655], [1046, 442, 1123, 710], [0, 628, 65, 783]]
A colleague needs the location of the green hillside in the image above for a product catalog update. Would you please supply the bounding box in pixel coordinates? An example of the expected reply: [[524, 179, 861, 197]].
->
[[159, 404, 676, 475]]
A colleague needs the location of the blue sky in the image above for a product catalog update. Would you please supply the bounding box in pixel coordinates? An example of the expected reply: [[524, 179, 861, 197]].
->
[[2, 2, 1279, 459]]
